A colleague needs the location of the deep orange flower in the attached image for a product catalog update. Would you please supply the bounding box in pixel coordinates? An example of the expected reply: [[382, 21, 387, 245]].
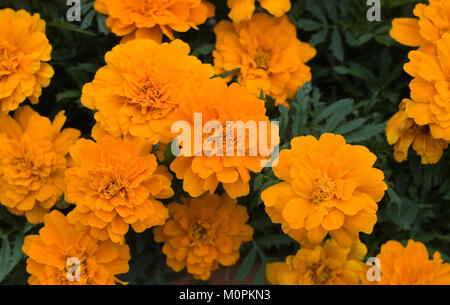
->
[[213, 13, 315, 107], [227, 0, 291, 23], [0, 106, 80, 223], [266, 239, 367, 285], [94, 0, 215, 42], [23, 210, 130, 285], [65, 135, 173, 244], [374, 239, 450, 285], [82, 39, 214, 144], [169, 77, 278, 199], [0, 8, 54, 112], [153, 193, 253, 280], [261, 134, 387, 248], [386, 98, 448, 164]]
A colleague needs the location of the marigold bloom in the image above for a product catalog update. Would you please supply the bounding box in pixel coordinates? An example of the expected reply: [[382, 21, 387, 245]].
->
[[261, 134, 387, 248], [227, 0, 291, 23], [82, 39, 214, 144], [401, 33, 450, 141], [65, 135, 173, 244], [94, 0, 215, 42], [0, 106, 80, 224], [386, 99, 448, 164], [374, 240, 450, 285], [169, 77, 278, 199], [213, 13, 315, 107], [266, 239, 367, 285], [390, 0, 450, 53], [153, 193, 253, 280], [0, 8, 54, 112], [23, 210, 130, 285]]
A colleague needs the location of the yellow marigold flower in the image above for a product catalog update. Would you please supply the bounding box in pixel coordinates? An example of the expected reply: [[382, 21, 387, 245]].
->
[[94, 0, 215, 42], [65, 135, 173, 244], [227, 0, 291, 23], [374, 239, 450, 285], [401, 33, 450, 141], [153, 193, 254, 280], [82, 39, 214, 144], [0, 8, 54, 112], [266, 239, 367, 285], [390, 0, 450, 53], [169, 77, 278, 199], [23, 210, 130, 285], [261, 134, 387, 248], [386, 99, 448, 164], [213, 13, 316, 107], [0, 106, 80, 224]]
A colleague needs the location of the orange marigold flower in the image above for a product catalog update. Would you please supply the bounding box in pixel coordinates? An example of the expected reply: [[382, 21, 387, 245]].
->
[[82, 39, 214, 144], [169, 77, 278, 199], [266, 239, 367, 285], [227, 0, 291, 23], [23, 210, 130, 285], [386, 99, 448, 164], [213, 13, 316, 107], [261, 134, 387, 248], [94, 0, 215, 42], [390, 0, 450, 53], [65, 135, 173, 244], [153, 193, 254, 280], [0, 106, 80, 224], [0, 8, 54, 112], [374, 239, 450, 285], [401, 33, 450, 141]]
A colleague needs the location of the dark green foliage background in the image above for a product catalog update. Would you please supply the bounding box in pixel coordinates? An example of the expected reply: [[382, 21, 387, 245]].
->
[[0, 0, 448, 284]]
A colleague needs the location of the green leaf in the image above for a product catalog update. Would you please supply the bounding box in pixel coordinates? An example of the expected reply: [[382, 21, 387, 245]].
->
[[297, 19, 323, 31], [212, 68, 240, 79], [192, 44, 214, 57], [255, 234, 295, 249], [80, 9, 96, 30], [235, 247, 257, 281], [47, 21, 97, 36], [56, 90, 81, 102], [330, 29, 344, 61], [310, 28, 328, 46], [252, 265, 266, 285], [345, 122, 386, 143]]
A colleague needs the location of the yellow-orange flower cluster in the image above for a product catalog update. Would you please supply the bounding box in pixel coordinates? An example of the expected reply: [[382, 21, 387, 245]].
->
[[388, 0, 450, 163], [0, 8, 54, 112], [261, 134, 387, 248], [169, 77, 278, 199], [23, 210, 130, 285], [94, 0, 215, 42], [65, 135, 173, 244], [386, 99, 448, 164], [0, 106, 80, 224], [227, 0, 291, 22], [82, 39, 214, 144], [213, 13, 315, 107], [153, 193, 253, 280], [266, 239, 368, 285], [374, 239, 450, 285]]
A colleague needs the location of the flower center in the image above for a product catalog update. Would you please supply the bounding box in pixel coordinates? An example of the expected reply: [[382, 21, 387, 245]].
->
[[0, 43, 19, 77], [311, 177, 336, 204], [254, 49, 271, 69], [189, 219, 214, 244], [142, 0, 170, 15], [97, 175, 128, 200], [310, 263, 332, 284]]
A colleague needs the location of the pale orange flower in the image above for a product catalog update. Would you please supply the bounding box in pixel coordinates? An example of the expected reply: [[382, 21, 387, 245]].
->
[[0, 106, 80, 223], [153, 193, 253, 280]]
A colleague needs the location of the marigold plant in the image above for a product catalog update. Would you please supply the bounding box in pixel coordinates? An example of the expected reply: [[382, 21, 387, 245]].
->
[[23, 210, 130, 285], [170, 77, 278, 199], [386, 99, 448, 164], [94, 0, 215, 42], [153, 193, 254, 280], [65, 135, 173, 244], [82, 39, 215, 144], [261, 134, 387, 248], [0, 8, 54, 112], [0, 106, 80, 224], [213, 13, 316, 107], [227, 0, 291, 22], [374, 239, 450, 285], [266, 239, 367, 285]]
